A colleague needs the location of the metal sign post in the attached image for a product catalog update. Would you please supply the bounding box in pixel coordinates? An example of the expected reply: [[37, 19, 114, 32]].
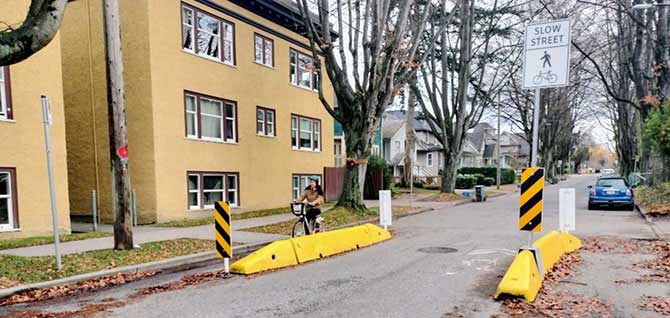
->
[[214, 201, 232, 275], [42, 96, 62, 271], [522, 19, 571, 246]]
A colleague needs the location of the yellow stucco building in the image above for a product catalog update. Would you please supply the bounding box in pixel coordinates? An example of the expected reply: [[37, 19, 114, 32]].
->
[[0, 1, 71, 237], [60, 0, 335, 224]]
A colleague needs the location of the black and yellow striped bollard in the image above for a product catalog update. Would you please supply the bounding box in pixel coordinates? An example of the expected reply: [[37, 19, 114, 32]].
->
[[214, 201, 232, 274]]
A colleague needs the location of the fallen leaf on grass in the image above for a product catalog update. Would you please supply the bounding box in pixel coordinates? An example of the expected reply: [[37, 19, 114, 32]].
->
[[0, 271, 157, 307], [639, 296, 670, 315]]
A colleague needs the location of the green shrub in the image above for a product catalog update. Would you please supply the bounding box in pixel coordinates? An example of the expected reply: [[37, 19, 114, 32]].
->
[[472, 173, 486, 185], [456, 175, 477, 189], [458, 167, 516, 184], [483, 177, 495, 186]]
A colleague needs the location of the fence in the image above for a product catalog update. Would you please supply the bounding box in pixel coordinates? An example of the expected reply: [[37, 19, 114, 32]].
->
[[323, 166, 385, 202]]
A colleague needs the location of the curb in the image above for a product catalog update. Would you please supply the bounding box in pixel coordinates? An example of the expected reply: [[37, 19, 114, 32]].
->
[[0, 240, 272, 299], [636, 204, 666, 240]]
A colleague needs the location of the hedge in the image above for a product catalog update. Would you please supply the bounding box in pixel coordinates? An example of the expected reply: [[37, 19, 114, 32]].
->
[[458, 167, 515, 184], [456, 175, 477, 189]]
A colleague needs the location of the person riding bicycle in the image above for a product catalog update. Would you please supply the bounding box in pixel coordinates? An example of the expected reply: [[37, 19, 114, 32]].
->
[[295, 178, 325, 224]]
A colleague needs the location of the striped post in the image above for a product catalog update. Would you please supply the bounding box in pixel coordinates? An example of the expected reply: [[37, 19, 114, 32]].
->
[[519, 167, 545, 233], [214, 201, 232, 273]]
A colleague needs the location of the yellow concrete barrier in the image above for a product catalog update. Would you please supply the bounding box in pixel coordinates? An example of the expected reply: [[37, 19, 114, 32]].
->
[[560, 231, 582, 253], [230, 240, 298, 274], [232, 224, 392, 275], [532, 230, 564, 273], [494, 250, 543, 302]]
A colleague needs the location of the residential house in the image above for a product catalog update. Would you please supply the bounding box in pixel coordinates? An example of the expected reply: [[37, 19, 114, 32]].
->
[[60, 0, 335, 223], [333, 120, 381, 167], [482, 132, 531, 169], [0, 0, 71, 237], [381, 111, 443, 178], [460, 123, 495, 168]]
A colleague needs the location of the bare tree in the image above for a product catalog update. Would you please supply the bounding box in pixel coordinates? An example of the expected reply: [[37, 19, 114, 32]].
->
[[103, 0, 133, 250], [413, 0, 519, 192], [0, 0, 68, 65], [295, 0, 457, 210], [403, 75, 417, 187]]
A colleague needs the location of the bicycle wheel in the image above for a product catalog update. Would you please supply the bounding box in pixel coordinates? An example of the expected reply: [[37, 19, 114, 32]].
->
[[548, 74, 558, 83], [292, 219, 308, 237]]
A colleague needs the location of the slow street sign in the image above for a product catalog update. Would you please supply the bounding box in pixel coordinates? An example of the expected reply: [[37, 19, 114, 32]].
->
[[522, 19, 571, 89]]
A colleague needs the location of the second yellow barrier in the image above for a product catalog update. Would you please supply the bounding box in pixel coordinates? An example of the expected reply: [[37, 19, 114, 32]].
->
[[232, 224, 392, 275]]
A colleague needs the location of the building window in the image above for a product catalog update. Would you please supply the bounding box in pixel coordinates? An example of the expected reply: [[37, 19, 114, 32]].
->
[[254, 33, 274, 67], [291, 115, 320, 151], [185, 92, 237, 143], [427, 153, 433, 167], [0, 67, 11, 120], [256, 107, 275, 136], [188, 171, 239, 209], [292, 174, 322, 200], [0, 168, 17, 230], [289, 49, 319, 90], [181, 4, 235, 65], [334, 139, 343, 167]]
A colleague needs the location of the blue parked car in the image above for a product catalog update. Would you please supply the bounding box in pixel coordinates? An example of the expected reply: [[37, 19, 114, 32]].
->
[[588, 176, 635, 211]]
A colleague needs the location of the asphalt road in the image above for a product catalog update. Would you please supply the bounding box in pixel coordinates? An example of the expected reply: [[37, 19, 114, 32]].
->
[[2, 175, 657, 318]]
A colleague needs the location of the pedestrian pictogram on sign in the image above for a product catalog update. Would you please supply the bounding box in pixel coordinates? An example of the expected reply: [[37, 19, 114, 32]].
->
[[519, 167, 544, 232], [214, 201, 232, 259]]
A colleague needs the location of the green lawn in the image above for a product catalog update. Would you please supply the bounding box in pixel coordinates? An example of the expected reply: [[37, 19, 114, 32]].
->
[[0, 232, 112, 251], [244, 206, 413, 236], [154, 203, 336, 228], [0, 239, 214, 288]]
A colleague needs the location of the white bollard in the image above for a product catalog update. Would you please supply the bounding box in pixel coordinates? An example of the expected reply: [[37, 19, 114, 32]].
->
[[559, 188, 576, 232], [379, 190, 392, 230]]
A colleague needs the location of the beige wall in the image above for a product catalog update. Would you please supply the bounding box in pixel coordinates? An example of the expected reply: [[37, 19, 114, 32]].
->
[[0, 0, 70, 237], [61, 0, 158, 224], [61, 0, 335, 223]]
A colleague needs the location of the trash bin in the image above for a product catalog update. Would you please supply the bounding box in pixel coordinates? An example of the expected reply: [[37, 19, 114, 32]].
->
[[474, 185, 487, 202]]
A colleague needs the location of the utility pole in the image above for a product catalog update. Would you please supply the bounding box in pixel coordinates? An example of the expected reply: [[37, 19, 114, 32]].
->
[[496, 94, 501, 190], [103, 0, 133, 250]]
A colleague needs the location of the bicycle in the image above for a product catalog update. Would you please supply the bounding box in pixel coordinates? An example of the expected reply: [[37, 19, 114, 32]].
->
[[532, 70, 558, 85], [290, 202, 325, 237]]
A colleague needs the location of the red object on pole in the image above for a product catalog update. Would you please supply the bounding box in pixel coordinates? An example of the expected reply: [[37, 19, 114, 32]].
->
[[116, 145, 128, 159]]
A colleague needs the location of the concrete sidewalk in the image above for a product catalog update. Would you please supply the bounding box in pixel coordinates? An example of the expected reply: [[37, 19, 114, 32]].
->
[[1, 212, 296, 257]]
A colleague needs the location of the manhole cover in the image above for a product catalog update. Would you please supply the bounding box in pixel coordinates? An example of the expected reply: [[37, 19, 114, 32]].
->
[[417, 247, 458, 254]]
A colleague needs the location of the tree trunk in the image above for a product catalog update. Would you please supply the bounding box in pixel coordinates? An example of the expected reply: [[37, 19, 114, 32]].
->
[[440, 153, 457, 193], [338, 157, 366, 211], [103, 0, 133, 250], [403, 82, 416, 187], [0, 0, 68, 65]]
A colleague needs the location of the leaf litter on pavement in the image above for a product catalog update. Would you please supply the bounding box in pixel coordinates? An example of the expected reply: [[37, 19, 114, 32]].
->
[[498, 236, 670, 317]]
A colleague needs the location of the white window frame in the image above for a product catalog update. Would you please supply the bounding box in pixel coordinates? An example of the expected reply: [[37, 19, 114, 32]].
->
[[187, 174, 201, 210], [196, 11, 222, 61], [185, 94, 198, 138], [0, 170, 15, 231], [224, 102, 236, 142], [200, 97, 224, 142], [227, 174, 238, 207], [0, 67, 8, 120], [181, 4, 235, 66], [254, 34, 274, 67], [256, 107, 276, 137], [181, 6, 195, 53], [427, 153, 433, 167], [289, 49, 319, 91], [292, 115, 321, 151], [188, 172, 239, 210], [202, 174, 225, 209]]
